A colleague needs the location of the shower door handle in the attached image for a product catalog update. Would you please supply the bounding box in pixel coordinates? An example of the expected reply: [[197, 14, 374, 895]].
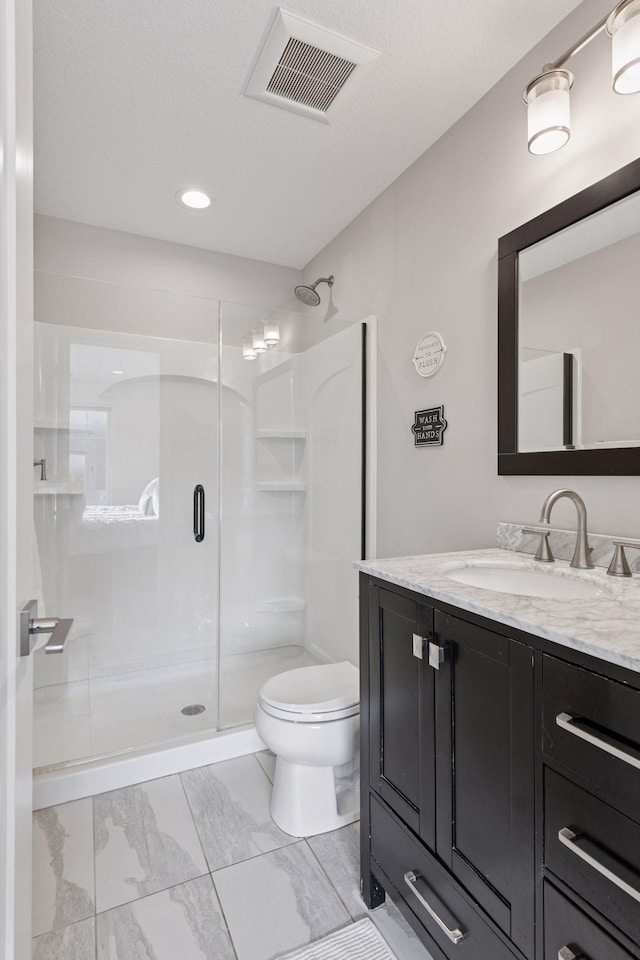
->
[[194, 485, 205, 542], [19, 599, 74, 656]]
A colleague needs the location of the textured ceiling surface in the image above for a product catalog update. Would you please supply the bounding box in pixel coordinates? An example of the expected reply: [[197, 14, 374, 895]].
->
[[34, 0, 583, 268]]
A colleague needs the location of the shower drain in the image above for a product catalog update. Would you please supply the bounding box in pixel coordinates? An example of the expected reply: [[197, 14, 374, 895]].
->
[[181, 704, 206, 716]]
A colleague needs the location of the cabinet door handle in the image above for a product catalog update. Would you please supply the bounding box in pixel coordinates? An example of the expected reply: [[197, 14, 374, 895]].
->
[[558, 947, 583, 960], [428, 641, 446, 670], [558, 827, 640, 904], [403, 871, 466, 944], [556, 712, 640, 770]]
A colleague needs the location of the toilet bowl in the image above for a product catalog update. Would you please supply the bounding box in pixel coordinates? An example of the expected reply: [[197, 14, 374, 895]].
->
[[254, 661, 359, 838]]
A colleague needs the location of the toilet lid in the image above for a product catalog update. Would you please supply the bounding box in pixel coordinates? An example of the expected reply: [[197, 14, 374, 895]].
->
[[259, 661, 359, 717]]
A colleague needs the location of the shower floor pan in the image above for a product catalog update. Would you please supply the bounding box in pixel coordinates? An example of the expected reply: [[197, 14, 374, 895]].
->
[[33, 644, 320, 809]]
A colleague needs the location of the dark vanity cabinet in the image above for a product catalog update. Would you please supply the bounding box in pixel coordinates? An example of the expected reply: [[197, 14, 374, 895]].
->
[[362, 577, 535, 960], [433, 612, 535, 954], [360, 573, 640, 960], [366, 586, 436, 846]]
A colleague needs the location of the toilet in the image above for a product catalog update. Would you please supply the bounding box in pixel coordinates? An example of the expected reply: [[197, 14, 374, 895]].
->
[[254, 661, 360, 838]]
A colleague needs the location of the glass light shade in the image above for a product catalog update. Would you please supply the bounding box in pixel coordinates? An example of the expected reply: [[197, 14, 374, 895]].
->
[[263, 320, 280, 346], [524, 70, 573, 155], [252, 328, 267, 353], [608, 1, 640, 94], [242, 336, 257, 360]]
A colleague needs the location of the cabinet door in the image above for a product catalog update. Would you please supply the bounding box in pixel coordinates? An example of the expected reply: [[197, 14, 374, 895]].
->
[[368, 581, 435, 848], [434, 612, 535, 959]]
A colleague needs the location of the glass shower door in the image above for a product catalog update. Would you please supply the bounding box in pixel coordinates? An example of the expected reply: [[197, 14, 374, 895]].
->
[[32, 274, 220, 768]]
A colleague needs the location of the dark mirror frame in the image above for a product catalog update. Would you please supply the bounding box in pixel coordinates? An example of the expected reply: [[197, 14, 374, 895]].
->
[[498, 155, 640, 476]]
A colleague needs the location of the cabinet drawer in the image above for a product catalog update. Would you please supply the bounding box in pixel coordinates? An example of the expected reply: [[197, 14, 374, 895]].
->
[[544, 881, 634, 960], [545, 768, 640, 946], [370, 795, 515, 960], [543, 656, 640, 821]]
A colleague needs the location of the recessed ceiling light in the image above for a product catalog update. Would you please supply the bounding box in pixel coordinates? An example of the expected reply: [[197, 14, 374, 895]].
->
[[176, 189, 211, 209], [112, 370, 124, 375]]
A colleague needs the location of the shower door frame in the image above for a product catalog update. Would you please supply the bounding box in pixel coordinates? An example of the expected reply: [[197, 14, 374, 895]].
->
[[33, 314, 378, 810], [1, 0, 35, 953]]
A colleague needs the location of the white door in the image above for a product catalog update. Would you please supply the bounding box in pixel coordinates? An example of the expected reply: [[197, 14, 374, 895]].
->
[[1, 1, 34, 958]]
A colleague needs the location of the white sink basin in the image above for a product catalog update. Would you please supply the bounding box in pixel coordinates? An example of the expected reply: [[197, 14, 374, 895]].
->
[[444, 563, 610, 600]]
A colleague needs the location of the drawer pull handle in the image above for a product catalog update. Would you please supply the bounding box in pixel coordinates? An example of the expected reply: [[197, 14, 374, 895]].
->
[[558, 948, 582, 960], [558, 828, 640, 904], [403, 871, 466, 944], [556, 713, 640, 770]]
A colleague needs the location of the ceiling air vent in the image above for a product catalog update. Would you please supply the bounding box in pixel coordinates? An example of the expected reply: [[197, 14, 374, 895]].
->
[[246, 9, 380, 123]]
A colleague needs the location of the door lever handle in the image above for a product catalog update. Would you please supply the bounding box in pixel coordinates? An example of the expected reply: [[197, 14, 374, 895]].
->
[[19, 600, 74, 656]]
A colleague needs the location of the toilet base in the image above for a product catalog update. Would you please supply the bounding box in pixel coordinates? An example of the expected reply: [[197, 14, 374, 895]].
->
[[270, 756, 359, 838]]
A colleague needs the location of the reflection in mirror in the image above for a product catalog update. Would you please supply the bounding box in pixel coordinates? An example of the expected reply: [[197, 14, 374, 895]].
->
[[518, 189, 640, 453]]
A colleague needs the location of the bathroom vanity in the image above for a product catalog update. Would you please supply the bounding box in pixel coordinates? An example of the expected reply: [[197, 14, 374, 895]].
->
[[358, 549, 640, 960]]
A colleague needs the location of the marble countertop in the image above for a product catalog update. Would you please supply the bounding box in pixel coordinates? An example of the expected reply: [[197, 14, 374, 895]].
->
[[355, 548, 640, 674]]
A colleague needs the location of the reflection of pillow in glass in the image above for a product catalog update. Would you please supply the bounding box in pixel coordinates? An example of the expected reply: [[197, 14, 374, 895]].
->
[[138, 477, 160, 517]]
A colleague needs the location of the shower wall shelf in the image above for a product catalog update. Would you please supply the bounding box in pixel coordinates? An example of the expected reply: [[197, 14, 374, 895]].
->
[[255, 481, 306, 492], [256, 596, 306, 614], [34, 484, 84, 496], [255, 429, 306, 440], [35, 424, 97, 433]]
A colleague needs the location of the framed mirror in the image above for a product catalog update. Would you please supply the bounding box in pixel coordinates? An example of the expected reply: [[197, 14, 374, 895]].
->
[[498, 156, 640, 475]]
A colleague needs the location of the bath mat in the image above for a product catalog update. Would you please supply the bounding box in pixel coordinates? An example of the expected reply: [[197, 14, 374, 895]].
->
[[278, 918, 398, 960]]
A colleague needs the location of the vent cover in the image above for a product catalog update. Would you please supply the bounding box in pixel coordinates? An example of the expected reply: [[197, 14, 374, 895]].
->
[[267, 38, 357, 113], [246, 9, 379, 123]]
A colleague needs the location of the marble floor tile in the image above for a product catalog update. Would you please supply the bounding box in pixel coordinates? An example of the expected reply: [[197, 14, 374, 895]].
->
[[32, 799, 95, 937], [181, 755, 295, 871], [32, 917, 95, 960], [307, 822, 434, 959], [213, 840, 350, 960], [255, 750, 276, 783], [371, 901, 436, 960], [307, 822, 363, 919], [94, 774, 208, 912], [96, 875, 235, 960]]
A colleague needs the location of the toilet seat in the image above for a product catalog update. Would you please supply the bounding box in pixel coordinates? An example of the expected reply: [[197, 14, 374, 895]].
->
[[258, 661, 359, 724]]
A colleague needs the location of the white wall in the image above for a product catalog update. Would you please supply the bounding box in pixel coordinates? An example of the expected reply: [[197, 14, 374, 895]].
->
[[302, 0, 640, 556], [302, 325, 363, 667], [35, 215, 301, 307]]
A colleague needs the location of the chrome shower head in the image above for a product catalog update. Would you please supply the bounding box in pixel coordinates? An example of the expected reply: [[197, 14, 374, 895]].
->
[[294, 275, 334, 307]]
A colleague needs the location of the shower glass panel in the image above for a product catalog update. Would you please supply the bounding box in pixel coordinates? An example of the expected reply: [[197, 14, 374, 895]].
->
[[33, 273, 220, 768], [218, 304, 363, 729]]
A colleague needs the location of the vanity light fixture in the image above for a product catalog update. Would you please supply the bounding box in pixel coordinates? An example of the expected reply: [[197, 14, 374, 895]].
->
[[242, 320, 280, 359], [242, 336, 257, 360], [176, 188, 211, 209], [524, 0, 640, 154], [608, 0, 640, 93], [523, 69, 574, 155], [263, 319, 280, 347], [252, 326, 267, 354]]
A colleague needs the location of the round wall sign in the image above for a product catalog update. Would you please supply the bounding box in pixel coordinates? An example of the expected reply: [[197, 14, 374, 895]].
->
[[413, 332, 447, 378]]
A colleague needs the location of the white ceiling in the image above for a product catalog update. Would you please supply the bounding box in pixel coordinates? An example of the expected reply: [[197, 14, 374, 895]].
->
[[34, 0, 583, 269]]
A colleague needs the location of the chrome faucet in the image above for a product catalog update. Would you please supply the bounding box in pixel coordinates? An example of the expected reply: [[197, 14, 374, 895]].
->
[[537, 489, 593, 570]]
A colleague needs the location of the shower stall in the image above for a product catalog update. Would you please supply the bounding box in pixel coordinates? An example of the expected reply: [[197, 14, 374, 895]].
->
[[32, 273, 364, 784]]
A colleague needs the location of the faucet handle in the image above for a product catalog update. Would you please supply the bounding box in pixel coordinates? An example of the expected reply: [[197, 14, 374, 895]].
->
[[607, 538, 640, 577], [522, 526, 554, 563]]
